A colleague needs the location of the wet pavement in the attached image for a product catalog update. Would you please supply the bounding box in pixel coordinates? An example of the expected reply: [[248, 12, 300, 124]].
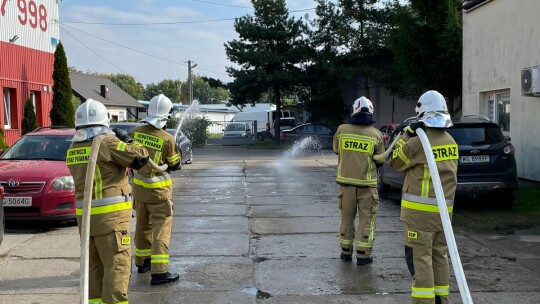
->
[[1, 145, 540, 303]]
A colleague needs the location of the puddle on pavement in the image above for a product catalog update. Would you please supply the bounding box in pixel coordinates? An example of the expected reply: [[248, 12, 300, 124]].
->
[[241, 287, 272, 299], [515, 226, 540, 242]]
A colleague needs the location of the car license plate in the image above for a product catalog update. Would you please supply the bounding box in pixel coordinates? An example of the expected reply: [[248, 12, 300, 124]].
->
[[460, 155, 490, 163], [3, 197, 32, 207]]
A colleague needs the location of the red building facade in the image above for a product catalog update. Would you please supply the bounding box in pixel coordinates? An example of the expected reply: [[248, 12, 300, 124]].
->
[[0, 0, 59, 145]]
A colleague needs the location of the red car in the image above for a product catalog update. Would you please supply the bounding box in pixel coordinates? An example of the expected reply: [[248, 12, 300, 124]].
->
[[0, 127, 76, 221], [379, 123, 399, 148]]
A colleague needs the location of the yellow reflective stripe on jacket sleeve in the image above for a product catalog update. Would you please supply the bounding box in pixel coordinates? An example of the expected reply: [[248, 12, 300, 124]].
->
[[116, 141, 127, 151], [402, 199, 453, 213], [88, 298, 102, 303], [76, 201, 132, 216], [412, 286, 435, 299], [167, 153, 180, 162], [435, 285, 449, 296], [94, 165, 103, 200]]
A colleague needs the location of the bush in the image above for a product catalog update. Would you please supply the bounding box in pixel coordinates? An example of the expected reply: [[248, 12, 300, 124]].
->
[[168, 117, 211, 148], [21, 97, 38, 135], [0, 128, 8, 151]]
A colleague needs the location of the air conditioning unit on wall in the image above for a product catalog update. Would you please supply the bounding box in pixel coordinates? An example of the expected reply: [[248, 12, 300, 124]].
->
[[521, 66, 540, 96]]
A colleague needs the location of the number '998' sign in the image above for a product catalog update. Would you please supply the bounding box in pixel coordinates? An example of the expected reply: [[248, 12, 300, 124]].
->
[[1, 0, 48, 32]]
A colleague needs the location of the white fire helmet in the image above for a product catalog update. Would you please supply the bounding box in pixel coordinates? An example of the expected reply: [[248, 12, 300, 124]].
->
[[143, 94, 173, 129], [72, 99, 111, 142], [352, 96, 374, 117], [415, 90, 453, 128]]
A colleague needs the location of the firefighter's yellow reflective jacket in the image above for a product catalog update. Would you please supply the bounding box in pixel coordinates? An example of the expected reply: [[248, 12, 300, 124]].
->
[[388, 128, 458, 231], [333, 124, 384, 187], [130, 124, 181, 202], [67, 133, 149, 236]]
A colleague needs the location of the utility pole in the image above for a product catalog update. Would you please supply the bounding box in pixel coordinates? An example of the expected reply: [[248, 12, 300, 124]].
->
[[187, 60, 198, 105]]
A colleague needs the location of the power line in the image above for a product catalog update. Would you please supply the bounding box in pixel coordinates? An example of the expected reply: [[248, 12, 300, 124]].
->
[[58, 22, 229, 76], [60, 25, 136, 78], [59, 8, 316, 26], [189, 0, 251, 9], [59, 17, 236, 26]]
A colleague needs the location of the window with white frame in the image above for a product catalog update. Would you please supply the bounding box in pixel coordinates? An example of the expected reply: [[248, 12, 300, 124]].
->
[[3, 88, 11, 129], [30, 91, 37, 113], [486, 90, 510, 132]]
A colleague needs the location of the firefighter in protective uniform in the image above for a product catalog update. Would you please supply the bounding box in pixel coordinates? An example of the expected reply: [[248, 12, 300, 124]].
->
[[388, 90, 458, 304], [67, 99, 149, 304], [333, 97, 384, 265], [131, 94, 182, 285]]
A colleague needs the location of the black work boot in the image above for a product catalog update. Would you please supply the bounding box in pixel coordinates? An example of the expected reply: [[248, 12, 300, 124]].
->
[[340, 253, 352, 261], [151, 272, 180, 285], [137, 259, 151, 274], [357, 257, 373, 266], [340, 248, 352, 261]]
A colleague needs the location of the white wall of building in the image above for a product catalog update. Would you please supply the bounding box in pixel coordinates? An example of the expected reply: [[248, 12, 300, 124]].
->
[[463, 0, 540, 181], [106, 107, 127, 122], [0, 0, 59, 53]]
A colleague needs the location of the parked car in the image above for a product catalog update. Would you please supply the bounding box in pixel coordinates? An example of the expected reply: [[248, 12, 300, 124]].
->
[[165, 129, 193, 164], [281, 123, 336, 149], [0, 185, 4, 245], [0, 127, 76, 221], [222, 121, 252, 138], [379, 115, 519, 206], [110, 122, 193, 164], [379, 123, 399, 148]]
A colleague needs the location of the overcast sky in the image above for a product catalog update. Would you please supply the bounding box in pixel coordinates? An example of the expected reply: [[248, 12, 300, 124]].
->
[[59, 0, 317, 86]]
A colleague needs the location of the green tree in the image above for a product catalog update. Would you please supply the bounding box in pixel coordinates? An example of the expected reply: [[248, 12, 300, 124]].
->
[[304, 0, 354, 124], [21, 98, 38, 135], [225, 0, 309, 144], [144, 79, 184, 103], [388, 0, 462, 113], [50, 42, 75, 127], [0, 128, 8, 151], [107, 74, 145, 100], [192, 76, 230, 104]]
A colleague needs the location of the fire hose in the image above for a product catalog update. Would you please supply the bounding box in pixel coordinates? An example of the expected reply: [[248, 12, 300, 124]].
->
[[80, 137, 168, 304]]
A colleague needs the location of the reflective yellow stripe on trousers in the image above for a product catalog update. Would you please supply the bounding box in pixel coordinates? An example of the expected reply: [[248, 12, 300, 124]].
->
[[401, 193, 453, 213], [412, 286, 435, 299], [133, 173, 172, 189], [75, 195, 132, 215], [136, 248, 152, 258], [435, 285, 449, 296], [151, 254, 169, 264]]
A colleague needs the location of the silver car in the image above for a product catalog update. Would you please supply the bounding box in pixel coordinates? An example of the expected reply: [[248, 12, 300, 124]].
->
[[109, 122, 193, 164]]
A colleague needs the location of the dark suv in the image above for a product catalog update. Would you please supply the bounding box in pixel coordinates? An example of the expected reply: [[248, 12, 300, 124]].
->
[[380, 115, 518, 207]]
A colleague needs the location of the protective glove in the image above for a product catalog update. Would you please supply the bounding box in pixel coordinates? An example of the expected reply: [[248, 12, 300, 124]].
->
[[112, 128, 134, 143], [404, 122, 424, 137]]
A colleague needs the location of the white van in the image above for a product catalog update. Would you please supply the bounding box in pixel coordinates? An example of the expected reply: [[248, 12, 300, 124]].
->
[[231, 110, 294, 140]]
